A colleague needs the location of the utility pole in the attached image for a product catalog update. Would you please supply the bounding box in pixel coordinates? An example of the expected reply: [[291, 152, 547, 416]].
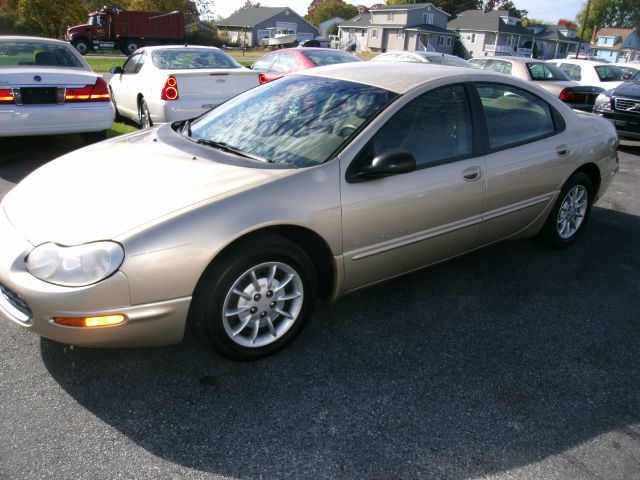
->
[[576, 0, 592, 58]]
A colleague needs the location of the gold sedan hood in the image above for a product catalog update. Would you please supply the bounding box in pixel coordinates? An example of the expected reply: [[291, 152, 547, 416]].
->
[[3, 130, 289, 246]]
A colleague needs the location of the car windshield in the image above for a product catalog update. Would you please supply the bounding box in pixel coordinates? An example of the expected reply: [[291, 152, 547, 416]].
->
[[425, 55, 470, 67], [526, 62, 570, 81], [0, 41, 84, 68], [152, 49, 242, 69], [185, 75, 397, 167], [301, 50, 362, 67]]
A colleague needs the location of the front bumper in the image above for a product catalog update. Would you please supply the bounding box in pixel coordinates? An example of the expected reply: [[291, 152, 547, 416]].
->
[[0, 209, 189, 348], [594, 109, 640, 139]]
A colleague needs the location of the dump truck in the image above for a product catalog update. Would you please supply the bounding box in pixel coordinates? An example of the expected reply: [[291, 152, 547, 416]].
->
[[67, 7, 185, 55]]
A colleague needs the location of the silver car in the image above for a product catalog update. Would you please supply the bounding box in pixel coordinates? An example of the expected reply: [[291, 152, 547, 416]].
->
[[0, 63, 619, 360]]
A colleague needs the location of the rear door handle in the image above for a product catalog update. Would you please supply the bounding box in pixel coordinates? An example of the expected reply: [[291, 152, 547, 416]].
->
[[556, 145, 570, 157], [462, 166, 482, 182]]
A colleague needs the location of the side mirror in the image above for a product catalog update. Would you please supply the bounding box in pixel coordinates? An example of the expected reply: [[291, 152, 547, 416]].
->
[[110, 66, 123, 74], [349, 149, 416, 182]]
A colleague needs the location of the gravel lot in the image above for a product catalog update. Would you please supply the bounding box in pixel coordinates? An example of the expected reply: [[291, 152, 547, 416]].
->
[[0, 137, 639, 480]]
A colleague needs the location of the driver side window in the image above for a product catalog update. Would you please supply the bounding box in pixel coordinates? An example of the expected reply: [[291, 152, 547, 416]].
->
[[123, 53, 142, 74], [365, 84, 474, 169]]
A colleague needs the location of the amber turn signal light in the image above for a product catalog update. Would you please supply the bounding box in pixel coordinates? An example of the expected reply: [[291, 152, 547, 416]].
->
[[53, 314, 126, 327]]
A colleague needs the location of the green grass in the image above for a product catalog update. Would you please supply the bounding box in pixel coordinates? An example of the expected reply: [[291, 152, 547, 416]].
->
[[86, 56, 126, 73]]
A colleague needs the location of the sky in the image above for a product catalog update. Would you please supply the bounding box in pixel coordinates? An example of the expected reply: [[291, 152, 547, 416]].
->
[[214, 0, 586, 24]]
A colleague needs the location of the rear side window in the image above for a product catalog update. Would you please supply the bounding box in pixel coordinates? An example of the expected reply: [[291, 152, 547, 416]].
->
[[526, 62, 570, 81], [594, 65, 624, 81], [476, 83, 555, 150], [366, 84, 474, 168], [123, 53, 142, 74], [557, 63, 581, 81]]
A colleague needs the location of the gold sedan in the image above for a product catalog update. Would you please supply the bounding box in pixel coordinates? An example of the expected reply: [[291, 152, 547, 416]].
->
[[0, 63, 619, 360]]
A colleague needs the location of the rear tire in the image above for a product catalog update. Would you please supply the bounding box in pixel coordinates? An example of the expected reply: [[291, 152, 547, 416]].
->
[[138, 98, 151, 129], [538, 172, 593, 248], [123, 38, 140, 55], [189, 233, 318, 361]]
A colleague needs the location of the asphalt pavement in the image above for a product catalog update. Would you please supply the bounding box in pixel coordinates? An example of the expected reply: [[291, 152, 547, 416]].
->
[[0, 138, 639, 479]]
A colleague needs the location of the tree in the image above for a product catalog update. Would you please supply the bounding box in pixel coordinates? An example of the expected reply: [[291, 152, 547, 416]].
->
[[194, 0, 214, 20], [385, 0, 478, 16], [232, 0, 260, 15], [306, 0, 358, 26], [557, 18, 577, 29], [16, 0, 85, 38], [482, 0, 528, 19], [576, 0, 640, 33]]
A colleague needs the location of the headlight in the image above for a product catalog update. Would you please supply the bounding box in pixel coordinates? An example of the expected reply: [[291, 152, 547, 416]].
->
[[26, 241, 124, 287], [594, 93, 612, 112]]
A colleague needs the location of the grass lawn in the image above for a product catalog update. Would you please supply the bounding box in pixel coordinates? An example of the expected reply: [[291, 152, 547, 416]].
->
[[85, 56, 126, 73]]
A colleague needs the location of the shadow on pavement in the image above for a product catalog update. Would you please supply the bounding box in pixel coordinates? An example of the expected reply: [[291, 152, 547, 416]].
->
[[40, 206, 640, 478]]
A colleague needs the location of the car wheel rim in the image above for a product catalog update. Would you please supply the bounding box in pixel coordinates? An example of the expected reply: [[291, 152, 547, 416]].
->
[[557, 185, 588, 239], [76, 43, 87, 54], [140, 103, 150, 128], [222, 261, 304, 348]]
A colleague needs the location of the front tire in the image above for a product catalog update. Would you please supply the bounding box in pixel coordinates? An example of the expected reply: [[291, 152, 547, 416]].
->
[[72, 38, 90, 55], [189, 233, 318, 360], [538, 172, 593, 248]]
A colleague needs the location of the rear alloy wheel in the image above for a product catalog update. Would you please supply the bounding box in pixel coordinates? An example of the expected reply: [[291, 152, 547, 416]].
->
[[538, 172, 593, 248], [138, 98, 151, 128], [189, 233, 317, 360]]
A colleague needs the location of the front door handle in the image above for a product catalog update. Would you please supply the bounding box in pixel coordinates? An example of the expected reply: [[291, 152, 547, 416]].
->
[[556, 145, 570, 157], [462, 166, 482, 182]]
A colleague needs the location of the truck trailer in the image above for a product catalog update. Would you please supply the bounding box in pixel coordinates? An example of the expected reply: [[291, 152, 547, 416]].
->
[[67, 7, 185, 55]]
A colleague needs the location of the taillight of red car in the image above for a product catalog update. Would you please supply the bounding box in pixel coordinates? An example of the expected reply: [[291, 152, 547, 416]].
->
[[65, 77, 110, 102], [258, 74, 268, 85], [0, 88, 14, 104], [559, 87, 587, 103], [161, 76, 179, 101]]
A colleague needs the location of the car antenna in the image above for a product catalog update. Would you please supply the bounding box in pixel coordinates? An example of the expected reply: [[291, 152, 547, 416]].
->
[[184, 42, 189, 47]]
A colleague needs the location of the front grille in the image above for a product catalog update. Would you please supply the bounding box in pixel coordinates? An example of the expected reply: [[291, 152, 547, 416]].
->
[[614, 98, 640, 112], [0, 283, 33, 324]]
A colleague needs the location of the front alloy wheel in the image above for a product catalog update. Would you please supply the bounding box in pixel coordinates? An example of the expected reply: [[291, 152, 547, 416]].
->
[[222, 262, 304, 348], [189, 233, 317, 360]]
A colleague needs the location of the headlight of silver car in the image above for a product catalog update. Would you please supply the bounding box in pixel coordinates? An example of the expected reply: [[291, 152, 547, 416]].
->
[[594, 93, 612, 112], [26, 241, 124, 287]]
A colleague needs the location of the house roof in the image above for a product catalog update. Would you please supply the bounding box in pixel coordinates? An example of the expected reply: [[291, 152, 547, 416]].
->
[[405, 23, 454, 35], [219, 7, 317, 33], [339, 14, 372, 29], [591, 27, 637, 50], [533, 24, 579, 43], [448, 9, 532, 37], [374, 2, 450, 18]]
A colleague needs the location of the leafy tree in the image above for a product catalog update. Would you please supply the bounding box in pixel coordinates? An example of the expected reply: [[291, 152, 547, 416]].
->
[[385, 0, 479, 16], [576, 0, 639, 33], [521, 17, 544, 26], [557, 18, 577, 29], [232, 0, 261, 15], [194, 0, 214, 20], [16, 0, 85, 37], [306, 0, 358, 26], [482, 0, 527, 19], [122, 0, 193, 12], [356, 5, 369, 14]]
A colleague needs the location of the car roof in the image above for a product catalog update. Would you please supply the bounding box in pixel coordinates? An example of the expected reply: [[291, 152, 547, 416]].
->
[[137, 45, 225, 53], [382, 50, 459, 59], [299, 61, 499, 94], [547, 58, 612, 67], [0, 36, 72, 45], [471, 56, 543, 64]]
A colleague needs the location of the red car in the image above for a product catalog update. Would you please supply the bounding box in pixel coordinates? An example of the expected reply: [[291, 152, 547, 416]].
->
[[251, 47, 362, 83]]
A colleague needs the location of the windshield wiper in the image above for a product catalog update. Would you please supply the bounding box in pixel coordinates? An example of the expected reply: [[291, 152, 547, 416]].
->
[[195, 138, 272, 163]]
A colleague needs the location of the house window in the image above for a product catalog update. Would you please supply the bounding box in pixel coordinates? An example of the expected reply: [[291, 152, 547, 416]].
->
[[371, 28, 378, 39], [446, 36, 452, 46], [387, 12, 394, 22], [471, 34, 476, 43], [423, 13, 434, 24], [397, 29, 404, 38], [438, 36, 445, 46]]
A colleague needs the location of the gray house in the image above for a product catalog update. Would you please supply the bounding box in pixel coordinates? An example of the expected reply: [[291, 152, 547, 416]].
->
[[338, 3, 455, 54], [448, 9, 534, 58], [529, 24, 580, 60], [218, 7, 319, 47]]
